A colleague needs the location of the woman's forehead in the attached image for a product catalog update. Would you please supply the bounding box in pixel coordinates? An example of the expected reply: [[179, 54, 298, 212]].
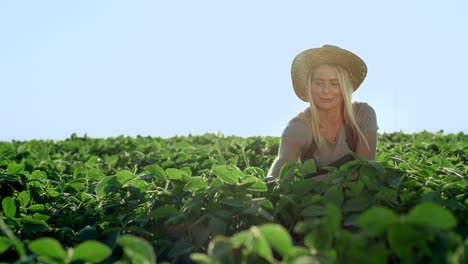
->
[[312, 65, 338, 78]]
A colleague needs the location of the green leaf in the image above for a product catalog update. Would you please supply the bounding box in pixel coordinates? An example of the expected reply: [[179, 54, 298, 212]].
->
[[210, 178, 223, 188], [292, 179, 319, 197], [212, 165, 241, 185], [345, 181, 365, 197], [302, 159, 317, 174], [324, 203, 342, 232], [118, 235, 157, 264], [340, 240, 388, 264], [230, 230, 249, 246], [375, 186, 398, 202], [219, 198, 245, 208], [207, 236, 234, 259], [7, 162, 24, 174], [17, 191, 30, 208], [67, 179, 85, 192], [80, 192, 96, 203], [70, 240, 112, 263], [166, 168, 182, 180], [95, 176, 118, 197], [181, 167, 192, 177], [289, 246, 309, 258], [150, 205, 179, 219], [30, 170, 47, 180], [342, 194, 372, 213], [180, 169, 192, 182], [2, 197, 16, 218], [258, 224, 293, 258], [405, 202, 457, 229], [355, 206, 399, 236], [86, 168, 105, 180], [0, 236, 12, 254], [368, 160, 386, 177], [451, 239, 468, 264], [274, 195, 295, 215], [300, 205, 327, 217], [78, 226, 98, 241], [241, 177, 268, 192], [144, 164, 167, 180], [115, 170, 137, 185], [168, 240, 194, 258], [388, 174, 403, 190], [32, 213, 49, 221], [279, 161, 297, 180], [28, 237, 67, 261], [387, 223, 432, 261], [184, 177, 208, 193], [128, 178, 148, 191], [441, 181, 466, 191], [28, 204, 46, 211], [323, 186, 344, 207], [247, 226, 273, 261], [190, 253, 211, 264], [242, 205, 274, 221], [259, 199, 274, 210], [208, 217, 227, 235], [47, 190, 61, 198], [440, 158, 455, 168]]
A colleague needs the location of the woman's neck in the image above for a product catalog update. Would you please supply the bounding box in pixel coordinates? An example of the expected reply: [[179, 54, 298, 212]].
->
[[317, 107, 344, 128]]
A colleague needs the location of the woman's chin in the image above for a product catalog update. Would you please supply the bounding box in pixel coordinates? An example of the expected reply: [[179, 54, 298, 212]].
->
[[315, 103, 337, 111]]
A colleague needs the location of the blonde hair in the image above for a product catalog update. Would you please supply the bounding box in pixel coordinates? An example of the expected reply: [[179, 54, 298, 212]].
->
[[302, 64, 369, 150]]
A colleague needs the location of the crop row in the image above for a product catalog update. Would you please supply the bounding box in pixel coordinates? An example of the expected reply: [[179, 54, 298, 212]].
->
[[0, 131, 467, 263]]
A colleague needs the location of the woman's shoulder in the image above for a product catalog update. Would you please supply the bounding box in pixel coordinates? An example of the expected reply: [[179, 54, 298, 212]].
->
[[286, 108, 312, 134], [352, 101, 377, 116], [353, 101, 374, 110], [290, 107, 312, 126], [352, 101, 378, 131], [281, 108, 313, 147]]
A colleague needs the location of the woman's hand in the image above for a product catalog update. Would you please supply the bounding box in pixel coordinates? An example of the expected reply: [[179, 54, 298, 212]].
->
[[263, 175, 277, 183]]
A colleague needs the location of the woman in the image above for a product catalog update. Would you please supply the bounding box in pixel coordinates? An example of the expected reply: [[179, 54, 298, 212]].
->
[[264, 45, 378, 182]]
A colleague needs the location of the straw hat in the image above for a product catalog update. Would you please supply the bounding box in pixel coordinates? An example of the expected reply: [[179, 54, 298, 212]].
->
[[291, 45, 367, 102]]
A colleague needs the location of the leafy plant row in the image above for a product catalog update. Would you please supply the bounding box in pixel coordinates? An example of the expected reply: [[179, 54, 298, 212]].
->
[[0, 131, 466, 263]]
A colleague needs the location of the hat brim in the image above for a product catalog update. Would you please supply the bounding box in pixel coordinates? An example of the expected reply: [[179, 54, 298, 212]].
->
[[291, 45, 367, 102]]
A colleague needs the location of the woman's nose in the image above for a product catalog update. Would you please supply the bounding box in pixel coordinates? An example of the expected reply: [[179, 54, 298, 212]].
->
[[321, 83, 332, 93]]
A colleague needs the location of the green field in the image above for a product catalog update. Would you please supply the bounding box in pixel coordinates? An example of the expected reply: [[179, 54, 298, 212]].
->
[[0, 132, 467, 263]]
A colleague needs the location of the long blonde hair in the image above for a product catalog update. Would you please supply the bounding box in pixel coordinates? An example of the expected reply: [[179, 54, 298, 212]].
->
[[303, 64, 369, 150]]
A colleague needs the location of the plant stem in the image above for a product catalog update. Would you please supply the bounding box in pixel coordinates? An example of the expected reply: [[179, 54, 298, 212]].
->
[[165, 180, 170, 190]]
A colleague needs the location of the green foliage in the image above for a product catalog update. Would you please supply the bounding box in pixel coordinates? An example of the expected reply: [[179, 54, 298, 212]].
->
[[0, 132, 466, 263], [27, 237, 112, 263], [28, 237, 67, 261], [2, 197, 16, 219], [117, 234, 157, 264]]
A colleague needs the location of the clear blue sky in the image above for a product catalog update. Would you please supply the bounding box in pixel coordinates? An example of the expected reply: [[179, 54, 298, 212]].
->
[[1, 1, 467, 141]]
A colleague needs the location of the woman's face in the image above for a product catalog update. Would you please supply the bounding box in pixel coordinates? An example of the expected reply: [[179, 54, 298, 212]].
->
[[309, 64, 343, 112]]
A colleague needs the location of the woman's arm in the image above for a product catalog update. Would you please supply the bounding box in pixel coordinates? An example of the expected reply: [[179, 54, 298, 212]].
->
[[350, 131, 377, 180], [264, 136, 303, 182], [356, 131, 378, 160], [355, 103, 378, 160]]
